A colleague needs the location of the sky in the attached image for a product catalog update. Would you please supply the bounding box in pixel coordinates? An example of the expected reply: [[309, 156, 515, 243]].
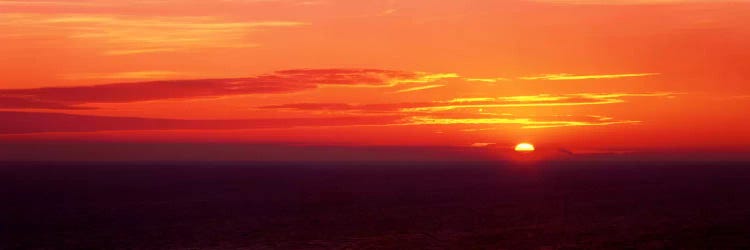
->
[[1, 0, 749, 161]]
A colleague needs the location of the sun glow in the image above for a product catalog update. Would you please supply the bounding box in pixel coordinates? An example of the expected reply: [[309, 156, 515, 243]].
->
[[515, 143, 535, 152]]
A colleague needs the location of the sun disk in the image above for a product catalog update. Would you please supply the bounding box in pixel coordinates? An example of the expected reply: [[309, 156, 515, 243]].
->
[[515, 143, 535, 152]]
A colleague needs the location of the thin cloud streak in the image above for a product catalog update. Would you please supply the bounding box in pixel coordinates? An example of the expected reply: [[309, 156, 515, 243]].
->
[[0, 0, 107, 7], [394, 73, 459, 83], [395, 84, 445, 93], [0, 13, 308, 55], [465, 78, 510, 83], [0, 69, 447, 109], [530, 0, 738, 5], [519, 73, 660, 81], [0, 111, 641, 134], [402, 93, 677, 112], [64, 71, 189, 80], [409, 116, 641, 129], [260, 93, 679, 113], [0, 96, 94, 110], [259, 93, 673, 129], [470, 142, 497, 147], [0, 111, 406, 134]]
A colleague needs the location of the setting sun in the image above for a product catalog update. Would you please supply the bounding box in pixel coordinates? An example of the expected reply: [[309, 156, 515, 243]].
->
[[515, 143, 536, 152]]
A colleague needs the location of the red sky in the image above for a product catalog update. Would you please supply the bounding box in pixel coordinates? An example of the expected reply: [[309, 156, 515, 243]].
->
[[1, 0, 749, 160]]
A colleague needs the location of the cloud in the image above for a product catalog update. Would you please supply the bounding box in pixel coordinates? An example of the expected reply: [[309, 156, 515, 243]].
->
[[393, 73, 459, 83], [258, 93, 677, 129], [258, 102, 435, 113], [0, 13, 307, 55], [0, 0, 327, 8], [409, 115, 641, 129], [465, 78, 511, 83], [0, 68, 440, 109], [2, 90, 666, 133], [519, 73, 659, 81], [64, 71, 189, 80], [461, 73, 657, 82], [0, 111, 641, 135], [0, 111, 405, 134], [529, 0, 737, 5], [471, 142, 497, 147], [0, 0, 107, 7], [380, 9, 398, 16], [395, 84, 446, 93], [262, 93, 677, 113], [0, 96, 93, 110], [220, 0, 327, 5], [405, 93, 676, 112]]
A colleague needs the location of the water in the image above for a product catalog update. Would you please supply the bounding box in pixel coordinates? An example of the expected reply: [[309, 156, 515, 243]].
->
[[2, 161, 750, 249]]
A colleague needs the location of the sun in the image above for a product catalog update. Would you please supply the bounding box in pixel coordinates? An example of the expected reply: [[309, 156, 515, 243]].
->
[[514, 143, 535, 152]]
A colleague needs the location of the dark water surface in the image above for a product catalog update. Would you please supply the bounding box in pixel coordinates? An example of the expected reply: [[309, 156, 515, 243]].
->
[[2, 161, 750, 249]]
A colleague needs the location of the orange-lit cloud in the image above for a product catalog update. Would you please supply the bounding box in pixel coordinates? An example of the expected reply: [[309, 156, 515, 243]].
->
[[256, 92, 675, 130], [0, 97, 94, 110], [0, 111, 406, 134], [530, 0, 736, 4], [395, 84, 446, 93], [0, 69, 445, 109], [519, 73, 659, 81], [394, 73, 459, 84], [402, 93, 678, 112], [464, 78, 510, 83], [0, 111, 640, 135], [470, 142, 497, 147], [64, 71, 189, 80], [408, 115, 640, 129], [259, 93, 677, 113], [0, 1, 107, 7], [0, 13, 306, 55]]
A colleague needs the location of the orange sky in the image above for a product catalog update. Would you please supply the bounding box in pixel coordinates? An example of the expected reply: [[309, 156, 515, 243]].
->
[[1, 0, 749, 156]]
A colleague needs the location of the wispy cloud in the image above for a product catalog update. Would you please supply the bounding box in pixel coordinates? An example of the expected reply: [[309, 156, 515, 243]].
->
[[395, 84, 445, 93], [409, 115, 641, 129], [471, 142, 497, 147], [63, 71, 188, 80], [0, 96, 94, 110], [394, 73, 459, 84], [0, 89, 667, 133], [379, 9, 398, 16], [519, 73, 659, 81], [0, 69, 450, 109], [0, 111, 641, 135], [261, 93, 678, 113], [259, 92, 679, 130], [465, 77, 510, 83], [0, 13, 308, 55], [0, 0, 324, 9], [0, 111, 405, 134], [402, 93, 677, 112], [220, 0, 328, 5], [447, 97, 497, 103], [461, 73, 658, 82], [529, 0, 736, 5], [0, 0, 111, 7]]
